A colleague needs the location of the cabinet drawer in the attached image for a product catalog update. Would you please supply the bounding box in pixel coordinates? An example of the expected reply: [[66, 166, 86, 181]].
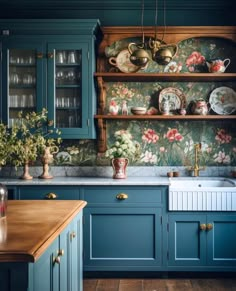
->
[[82, 186, 166, 205], [18, 186, 80, 200]]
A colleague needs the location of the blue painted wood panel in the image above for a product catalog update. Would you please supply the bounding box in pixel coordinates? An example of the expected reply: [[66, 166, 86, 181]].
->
[[84, 207, 162, 271], [168, 214, 206, 266], [207, 215, 236, 266]]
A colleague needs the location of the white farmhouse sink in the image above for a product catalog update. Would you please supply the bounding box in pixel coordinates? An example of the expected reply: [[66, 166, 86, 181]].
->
[[168, 177, 236, 211], [170, 178, 234, 188]]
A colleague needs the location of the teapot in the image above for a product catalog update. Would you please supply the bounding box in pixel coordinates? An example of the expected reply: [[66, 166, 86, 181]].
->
[[191, 99, 209, 115], [128, 42, 150, 67], [206, 58, 230, 73]]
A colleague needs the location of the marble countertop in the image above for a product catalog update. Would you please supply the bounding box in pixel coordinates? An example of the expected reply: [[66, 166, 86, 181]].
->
[[0, 176, 235, 186], [0, 176, 171, 186]]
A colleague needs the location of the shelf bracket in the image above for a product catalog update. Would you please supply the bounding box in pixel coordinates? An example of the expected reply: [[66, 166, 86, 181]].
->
[[97, 118, 107, 153], [97, 76, 106, 115]]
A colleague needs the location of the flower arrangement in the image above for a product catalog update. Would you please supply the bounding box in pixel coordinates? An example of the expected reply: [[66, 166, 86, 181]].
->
[[0, 109, 61, 172], [105, 130, 140, 161]]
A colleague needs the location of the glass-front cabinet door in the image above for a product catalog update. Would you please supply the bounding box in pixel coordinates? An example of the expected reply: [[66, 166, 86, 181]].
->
[[47, 43, 91, 138], [0, 19, 100, 139], [2, 40, 44, 126]]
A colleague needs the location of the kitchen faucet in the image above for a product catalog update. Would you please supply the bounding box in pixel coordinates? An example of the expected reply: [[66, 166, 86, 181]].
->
[[191, 143, 204, 177]]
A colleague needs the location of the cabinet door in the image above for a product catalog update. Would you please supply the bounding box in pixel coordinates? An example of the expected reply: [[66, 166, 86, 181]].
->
[[47, 42, 95, 139], [168, 214, 206, 267], [207, 214, 236, 266], [59, 211, 83, 291], [29, 237, 59, 291], [84, 207, 162, 271], [2, 38, 45, 126]]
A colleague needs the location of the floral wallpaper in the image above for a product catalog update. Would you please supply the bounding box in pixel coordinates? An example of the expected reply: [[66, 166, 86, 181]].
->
[[51, 36, 236, 168]]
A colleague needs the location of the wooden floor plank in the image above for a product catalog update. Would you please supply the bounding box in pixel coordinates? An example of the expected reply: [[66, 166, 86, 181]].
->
[[143, 279, 168, 291], [191, 279, 236, 291], [96, 279, 120, 291], [83, 279, 97, 291], [119, 279, 143, 291], [83, 278, 236, 291]]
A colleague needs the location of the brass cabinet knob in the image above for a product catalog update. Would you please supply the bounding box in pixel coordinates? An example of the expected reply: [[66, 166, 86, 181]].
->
[[45, 192, 58, 199], [53, 256, 60, 265], [206, 223, 213, 231], [37, 52, 43, 59], [70, 231, 76, 241], [58, 249, 64, 256], [47, 52, 54, 59], [199, 223, 206, 231], [116, 193, 128, 200]]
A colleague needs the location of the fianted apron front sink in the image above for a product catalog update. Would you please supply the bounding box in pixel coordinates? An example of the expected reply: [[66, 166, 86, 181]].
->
[[168, 177, 236, 211]]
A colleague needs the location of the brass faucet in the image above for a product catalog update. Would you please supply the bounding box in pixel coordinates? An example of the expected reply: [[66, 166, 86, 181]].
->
[[191, 143, 204, 177]]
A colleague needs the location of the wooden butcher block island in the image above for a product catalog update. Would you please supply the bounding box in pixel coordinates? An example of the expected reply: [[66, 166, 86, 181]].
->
[[0, 200, 87, 291]]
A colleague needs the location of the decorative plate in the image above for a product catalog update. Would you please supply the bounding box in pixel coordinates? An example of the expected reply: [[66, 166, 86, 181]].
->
[[159, 87, 186, 113], [108, 49, 140, 73], [209, 86, 236, 115]]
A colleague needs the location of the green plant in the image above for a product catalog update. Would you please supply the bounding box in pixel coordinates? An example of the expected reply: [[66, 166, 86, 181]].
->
[[105, 130, 140, 160], [0, 123, 9, 166], [6, 109, 61, 168]]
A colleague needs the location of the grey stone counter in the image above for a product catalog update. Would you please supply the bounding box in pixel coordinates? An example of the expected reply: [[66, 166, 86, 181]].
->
[[0, 176, 170, 186]]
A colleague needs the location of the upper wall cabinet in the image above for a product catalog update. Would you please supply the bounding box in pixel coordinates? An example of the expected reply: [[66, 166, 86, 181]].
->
[[0, 19, 102, 139]]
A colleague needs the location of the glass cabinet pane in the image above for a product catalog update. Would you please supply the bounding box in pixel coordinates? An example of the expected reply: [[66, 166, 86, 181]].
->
[[55, 49, 82, 129], [8, 49, 36, 127]]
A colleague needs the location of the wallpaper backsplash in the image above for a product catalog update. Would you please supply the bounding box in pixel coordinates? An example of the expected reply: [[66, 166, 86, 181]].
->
[[4, 36, 235, 174], [52, 36, 236, 169]]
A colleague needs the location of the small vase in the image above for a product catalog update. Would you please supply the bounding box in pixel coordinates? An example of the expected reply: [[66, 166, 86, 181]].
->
[[39, 146, 59, 179], [111, 158, 129, 179], [20, 162, 33, 180]]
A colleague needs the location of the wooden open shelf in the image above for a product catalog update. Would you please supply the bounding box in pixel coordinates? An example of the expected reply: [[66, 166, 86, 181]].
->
[[95, 26, 236, 153], [94, 72, 236, 82], [95, 114, 236, 120]]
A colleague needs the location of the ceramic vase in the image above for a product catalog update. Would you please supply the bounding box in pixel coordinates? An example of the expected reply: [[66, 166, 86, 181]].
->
[[20, 162, 33, 180], [39, 146, 59, 179], [111, 158, 129, 179]]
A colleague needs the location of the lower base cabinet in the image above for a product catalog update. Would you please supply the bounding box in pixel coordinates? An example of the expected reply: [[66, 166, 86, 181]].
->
[[84, 207, 163, 271], [168, 213, 236, 271], [0, 211, 83, 291], [82, 186, 167, 271]]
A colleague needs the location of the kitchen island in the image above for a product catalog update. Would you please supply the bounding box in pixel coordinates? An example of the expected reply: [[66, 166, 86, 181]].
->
[[0, 200, 86, 291]]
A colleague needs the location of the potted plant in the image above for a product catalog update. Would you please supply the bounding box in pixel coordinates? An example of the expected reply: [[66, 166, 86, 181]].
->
[[105, 130, 140, 179], [6, 109, 61, 179]]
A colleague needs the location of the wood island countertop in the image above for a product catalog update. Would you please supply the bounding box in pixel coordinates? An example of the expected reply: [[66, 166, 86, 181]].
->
[[0, 200, 87, 263]]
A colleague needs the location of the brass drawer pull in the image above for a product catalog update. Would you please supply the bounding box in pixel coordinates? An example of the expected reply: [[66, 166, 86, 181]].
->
[[45, 192, 58, 199], [116, 193, 128, 200]]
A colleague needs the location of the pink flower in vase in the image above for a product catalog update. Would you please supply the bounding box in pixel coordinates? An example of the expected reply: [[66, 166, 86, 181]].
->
[[109, 100, 119, 115]]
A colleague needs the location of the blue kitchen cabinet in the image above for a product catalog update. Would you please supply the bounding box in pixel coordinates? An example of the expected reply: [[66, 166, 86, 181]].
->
[[0, 19, 101, 139], [59, 211, 83, 291], [0, 210, 83, 291], [81, 185, 168, 271], [168, 214, 236, 270]]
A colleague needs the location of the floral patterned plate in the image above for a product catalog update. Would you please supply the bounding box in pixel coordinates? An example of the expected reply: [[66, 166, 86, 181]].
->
[[209, 86, 236, 115], [159, 87, 186, 114]]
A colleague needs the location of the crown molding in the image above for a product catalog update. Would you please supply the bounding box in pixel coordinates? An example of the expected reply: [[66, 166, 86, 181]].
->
[[0, 0, 233, 10]]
